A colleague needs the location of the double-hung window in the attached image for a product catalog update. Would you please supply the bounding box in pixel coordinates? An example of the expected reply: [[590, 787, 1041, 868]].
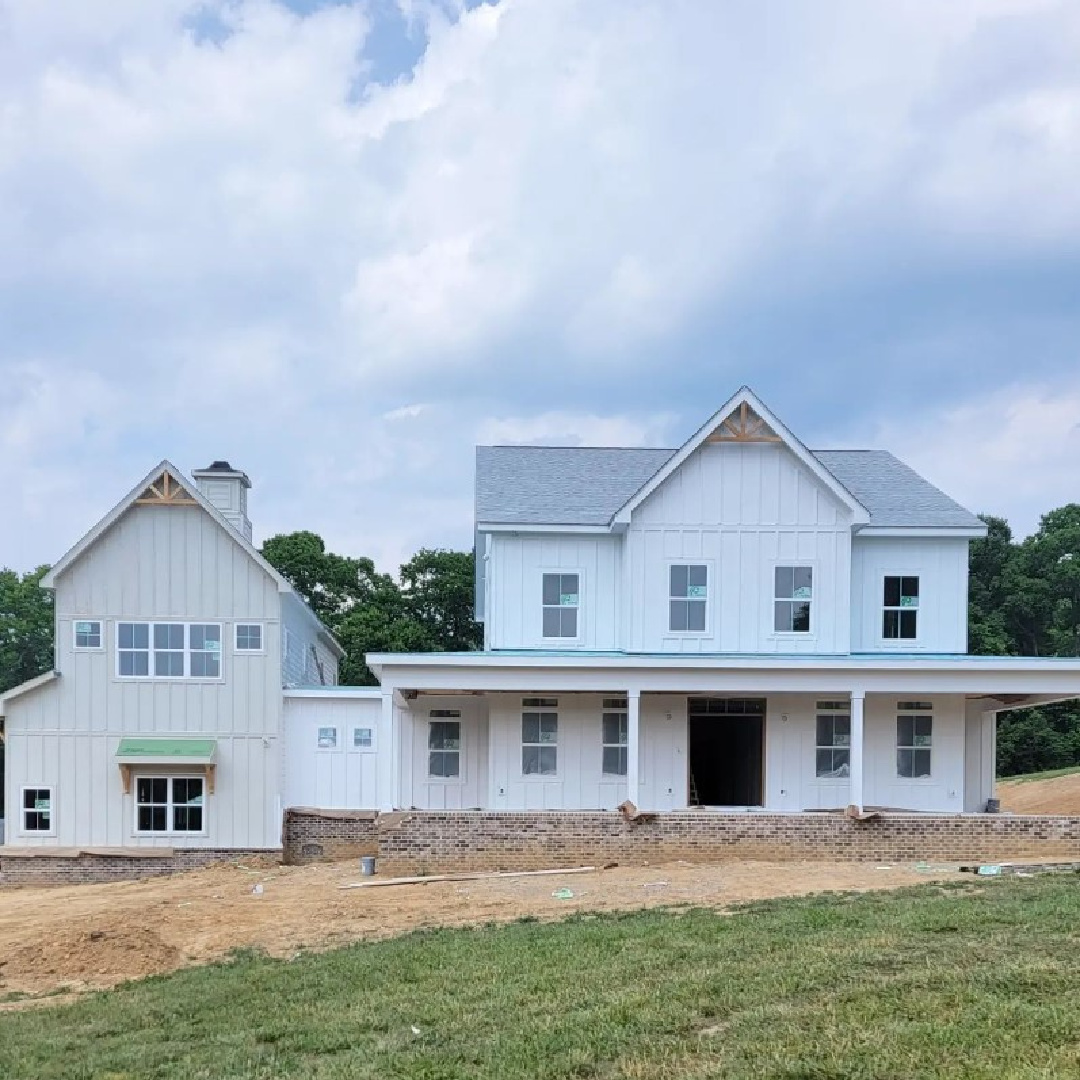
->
[[428, 711, 462, 778], [73, 620, 102, 649], [316, 726, 339, 750], [135, 776, 204, 833], [542, 573, 579, 639], [601, 698, 628, 776], [235, 623, 263, 652], [522, 698, 558, 776], [669, 564, 708, 633], [22, 787, 53, 833], [774, 567, 813, 633], [352, 726, 375, 751], [117, 623, 223, 679], [883, 576, 919, 640], [897, 702, 932, 778], [815, 701, 851, 778]]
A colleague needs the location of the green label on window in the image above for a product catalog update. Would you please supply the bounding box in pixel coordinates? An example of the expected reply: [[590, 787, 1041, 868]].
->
[[900, 596, 918, 607], [205, 639, 221, 651], [75, 621, 93, 634], [793, 587, 812, 599], [560, 594, 578, 606], [687, 585, 707, 598], [34, 798, 50, 811]]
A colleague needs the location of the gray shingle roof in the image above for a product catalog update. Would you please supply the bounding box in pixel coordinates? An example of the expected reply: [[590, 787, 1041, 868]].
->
[[476, 445, 984, 531]]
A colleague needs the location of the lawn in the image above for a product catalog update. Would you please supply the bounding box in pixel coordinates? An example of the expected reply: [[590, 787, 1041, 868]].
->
[[998, 764, 1080, 784], [3, 877, 1080, 1079]]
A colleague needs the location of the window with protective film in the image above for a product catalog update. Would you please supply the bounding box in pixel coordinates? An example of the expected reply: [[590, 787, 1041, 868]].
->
[[542, 574, 579, 638]]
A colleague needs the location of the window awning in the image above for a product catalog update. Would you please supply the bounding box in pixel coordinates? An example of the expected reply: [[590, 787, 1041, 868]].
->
[[115, 738, 217, 794]]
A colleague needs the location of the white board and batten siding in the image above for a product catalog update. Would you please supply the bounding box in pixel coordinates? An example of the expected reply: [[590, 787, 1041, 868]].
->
[[850, 537, 970, 653], [3, 503, 286, 848], [282, 592, 340, 687], [400, 696, 489, 810], [628, 443, 853, 654]]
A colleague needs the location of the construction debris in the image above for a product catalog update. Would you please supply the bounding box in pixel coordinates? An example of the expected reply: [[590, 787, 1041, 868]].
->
[[618, 800, 658, 825], [339, 866, 597, 890]]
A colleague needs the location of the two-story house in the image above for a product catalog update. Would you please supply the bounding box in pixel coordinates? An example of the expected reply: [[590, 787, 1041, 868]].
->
[[6, 387, 1080, 878]]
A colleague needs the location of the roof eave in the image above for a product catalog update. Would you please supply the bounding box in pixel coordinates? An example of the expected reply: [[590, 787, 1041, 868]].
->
[[856, 525, 988, 539]]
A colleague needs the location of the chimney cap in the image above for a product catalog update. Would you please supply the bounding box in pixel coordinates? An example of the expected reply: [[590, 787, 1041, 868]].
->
[[191, 461, 252, 487]]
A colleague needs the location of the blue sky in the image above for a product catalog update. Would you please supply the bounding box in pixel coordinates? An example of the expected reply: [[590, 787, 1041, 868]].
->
[[2, 0, 1080, 573]]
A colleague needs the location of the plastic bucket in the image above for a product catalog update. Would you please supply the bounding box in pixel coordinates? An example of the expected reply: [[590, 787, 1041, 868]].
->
[[361, 856, 376, 876]]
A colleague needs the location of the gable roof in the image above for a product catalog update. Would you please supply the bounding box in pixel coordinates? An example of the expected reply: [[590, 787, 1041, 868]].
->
[[40, 461, 344, 658], [475, 445, 985, 533]]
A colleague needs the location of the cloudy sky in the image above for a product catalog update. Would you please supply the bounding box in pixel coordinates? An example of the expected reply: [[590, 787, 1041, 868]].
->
[[2, 0, 1080, 574]]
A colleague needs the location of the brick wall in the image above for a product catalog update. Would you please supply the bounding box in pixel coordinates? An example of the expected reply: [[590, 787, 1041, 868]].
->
[[283, 809, 1080, 875], [0, 848, 277, 887]]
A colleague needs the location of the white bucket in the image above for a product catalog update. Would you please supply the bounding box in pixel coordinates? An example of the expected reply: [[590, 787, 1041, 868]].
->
[[361, 856, 376, 876]]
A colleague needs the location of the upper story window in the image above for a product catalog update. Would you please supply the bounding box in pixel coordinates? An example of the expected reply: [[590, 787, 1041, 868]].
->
[[669, 564, 708, 633], [602, 697, 628, 776], [522, 697, 558, 776], [897, 702, 932, 778], [235, 623, 263, 652], [815, 701, 850, 779], [73, 620, 102, 650], [774, 567, 813, 634], [883, 576, 919, 640], [542, 573, 579, 639], [428, 710, 462, 778], [117, 623, 223, 679]]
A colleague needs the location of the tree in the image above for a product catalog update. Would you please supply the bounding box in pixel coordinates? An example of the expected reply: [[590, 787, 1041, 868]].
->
[[968, 515, 1016, 656], [399, 549, 482, 653], [0, 566, 54, 694]]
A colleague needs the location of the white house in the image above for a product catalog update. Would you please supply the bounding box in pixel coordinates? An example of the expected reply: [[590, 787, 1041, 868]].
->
[[4, 387, 1080, 869]]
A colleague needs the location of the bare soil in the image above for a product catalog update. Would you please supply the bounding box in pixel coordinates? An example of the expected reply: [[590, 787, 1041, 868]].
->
[[998, 772, 1080, 815], [0, 858, 962, 1004]]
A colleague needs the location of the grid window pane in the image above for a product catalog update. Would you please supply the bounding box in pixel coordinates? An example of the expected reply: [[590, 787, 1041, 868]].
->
[[429, 751, 460, 778], [602, 714, 627, 745], [883, 609, 899, 639], [542, 573, 579, 638], [236, 624, 262, 650], [120, 650, 149, 677], [542, 608, 561, 637], [897, 713, 932, 777], [884, 576, 920, 639], [791, 601, 811, 633], [22, 788, 52, 831], [603, 746, 628, 776], [522, 709, 557, 775], [120, 622, 149, 650], [669, 564, 688, 597], [154, 624, 184, 650], [559, 607, 578, 638], [793, 566, 813, 596], [522, 714, 540, 743], [884, 577, 902, 607], [542, 574, 560, 606], [75, 621, 101, 648], [687, 600, 706, 633], [687, 564, 707, 590], [190, 652, 221, 678], [775, 565, 794, 599], [155, 651, 184, 676], [899, 610, 918, 638], [429, 721, 461, 751], [670, 600, 689, 633], [317, 727, 338, 749]]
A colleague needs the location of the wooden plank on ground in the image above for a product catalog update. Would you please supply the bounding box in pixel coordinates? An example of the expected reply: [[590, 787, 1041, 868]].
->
[[339, 866, 597, 890]]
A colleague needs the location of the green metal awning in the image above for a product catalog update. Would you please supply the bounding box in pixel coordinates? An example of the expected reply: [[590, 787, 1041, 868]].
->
[[116, 737, 216, 763]]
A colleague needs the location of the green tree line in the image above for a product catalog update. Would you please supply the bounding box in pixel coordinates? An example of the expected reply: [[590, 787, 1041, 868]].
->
[[3, 510, 1080, 780]]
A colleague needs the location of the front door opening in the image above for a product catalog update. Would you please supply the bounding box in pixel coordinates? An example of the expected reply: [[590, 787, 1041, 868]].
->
[[688, 698, 765, 806]]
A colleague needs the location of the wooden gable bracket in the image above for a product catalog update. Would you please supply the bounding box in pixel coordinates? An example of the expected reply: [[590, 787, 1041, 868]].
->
[[706, 400, 782, 443], [135, 470, 198, 506], [119, 762, 216, 795]]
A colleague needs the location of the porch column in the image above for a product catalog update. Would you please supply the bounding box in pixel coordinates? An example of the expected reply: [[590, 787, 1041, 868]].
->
[[849, 690, 865, 812], [627, 690, 641, 807], [378, 690, 396, 812]]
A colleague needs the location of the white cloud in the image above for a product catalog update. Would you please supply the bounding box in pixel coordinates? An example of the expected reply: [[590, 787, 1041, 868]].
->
[[477, 410, 675, 448]]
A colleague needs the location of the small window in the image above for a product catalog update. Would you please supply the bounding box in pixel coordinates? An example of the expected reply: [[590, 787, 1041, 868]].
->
[[118, 622, 151, 677], [774, 567, 813, 633], [352, 726, 375, 751], [189, 624, 222, 678], [542, 573, 579, 638], [522, 707, 558, 776], [815, 702, 851, 779], [73, 620, 102, 650], [883, 576, 919, 640], [22, 787, 53, 833], [153, 623, 186, 677], [897, 706, 933, 778], [602, 699, 628, 776], [135, 776, 204, 833], [235, 624, 263, 651], [317, 726, 339, 750], [429, 714, 462, 778], [669, 564, 708, 633]]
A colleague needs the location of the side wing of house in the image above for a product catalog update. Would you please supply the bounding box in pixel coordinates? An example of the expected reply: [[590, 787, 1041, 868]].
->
[[281, 593, 340, 687], [3, 466, 288, 850]]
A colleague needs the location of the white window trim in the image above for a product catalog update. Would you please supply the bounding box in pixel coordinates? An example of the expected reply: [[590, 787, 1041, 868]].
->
[[19, 784, 56, 837], [539, 569, 584, 644], [521, 705, 559, 780], [315, 725, 341, 752], [115, 621, 225, 681], [427, 714, 465, 782], [234, 622, 265, 654], [769, 562, 817, 639], [667, 561, 712, 636], [72, 619, 104, 651], [896, 702, 934, 781], [132, 774, 208, 837], [601, 701, 629, 778], [350, 725, 377, 753], [880, 572, 922, 647]]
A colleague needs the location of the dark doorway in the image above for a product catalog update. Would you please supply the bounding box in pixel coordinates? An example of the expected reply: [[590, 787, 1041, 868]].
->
[[688, 698, 765, 806]]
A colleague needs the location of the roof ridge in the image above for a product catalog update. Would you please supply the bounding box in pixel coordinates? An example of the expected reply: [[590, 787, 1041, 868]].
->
[[479, 444, 676, 452]]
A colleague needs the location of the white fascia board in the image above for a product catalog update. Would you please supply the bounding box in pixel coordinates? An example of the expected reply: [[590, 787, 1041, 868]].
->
[[856, 526, 988, 540], [283, 687, 383, 699], [479, 523, 614, 535], [610, 387, 871, 527], [0, 671, 59, 716]]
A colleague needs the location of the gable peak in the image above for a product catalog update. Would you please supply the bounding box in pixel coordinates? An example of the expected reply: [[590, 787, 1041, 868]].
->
[[135, 468, 197, 506], [706, 399, 781, 444]]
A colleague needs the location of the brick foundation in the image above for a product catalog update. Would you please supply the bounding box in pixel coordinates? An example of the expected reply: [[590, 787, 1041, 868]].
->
[[283, 808, 1080, 875], [0, 848, 278, 887]]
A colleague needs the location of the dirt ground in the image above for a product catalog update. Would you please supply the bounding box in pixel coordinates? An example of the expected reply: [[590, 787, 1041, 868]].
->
[[998, 772, 1080, 814], [0, 859, 964, 1004]]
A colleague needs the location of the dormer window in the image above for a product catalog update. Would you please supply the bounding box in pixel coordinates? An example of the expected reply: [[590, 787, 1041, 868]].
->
[[542, 573, 579, 639], [883, 576, 919, 640], [669, 564, 708, 633]]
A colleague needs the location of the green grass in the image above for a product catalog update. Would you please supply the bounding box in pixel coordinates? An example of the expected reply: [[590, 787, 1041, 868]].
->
[[4, 879, 1080, 1079], [998, 765, 1080, 784]]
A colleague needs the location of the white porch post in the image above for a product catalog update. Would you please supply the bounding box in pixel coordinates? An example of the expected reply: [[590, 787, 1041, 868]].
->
[[378, 690, 396, 812], [849, 690, 865, 812], [627, 689, 641, 807]]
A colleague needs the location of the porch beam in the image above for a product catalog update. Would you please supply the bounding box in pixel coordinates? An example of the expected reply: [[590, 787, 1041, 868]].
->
[[849, 690, 865, 812], [627, 690, 641, 807]]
